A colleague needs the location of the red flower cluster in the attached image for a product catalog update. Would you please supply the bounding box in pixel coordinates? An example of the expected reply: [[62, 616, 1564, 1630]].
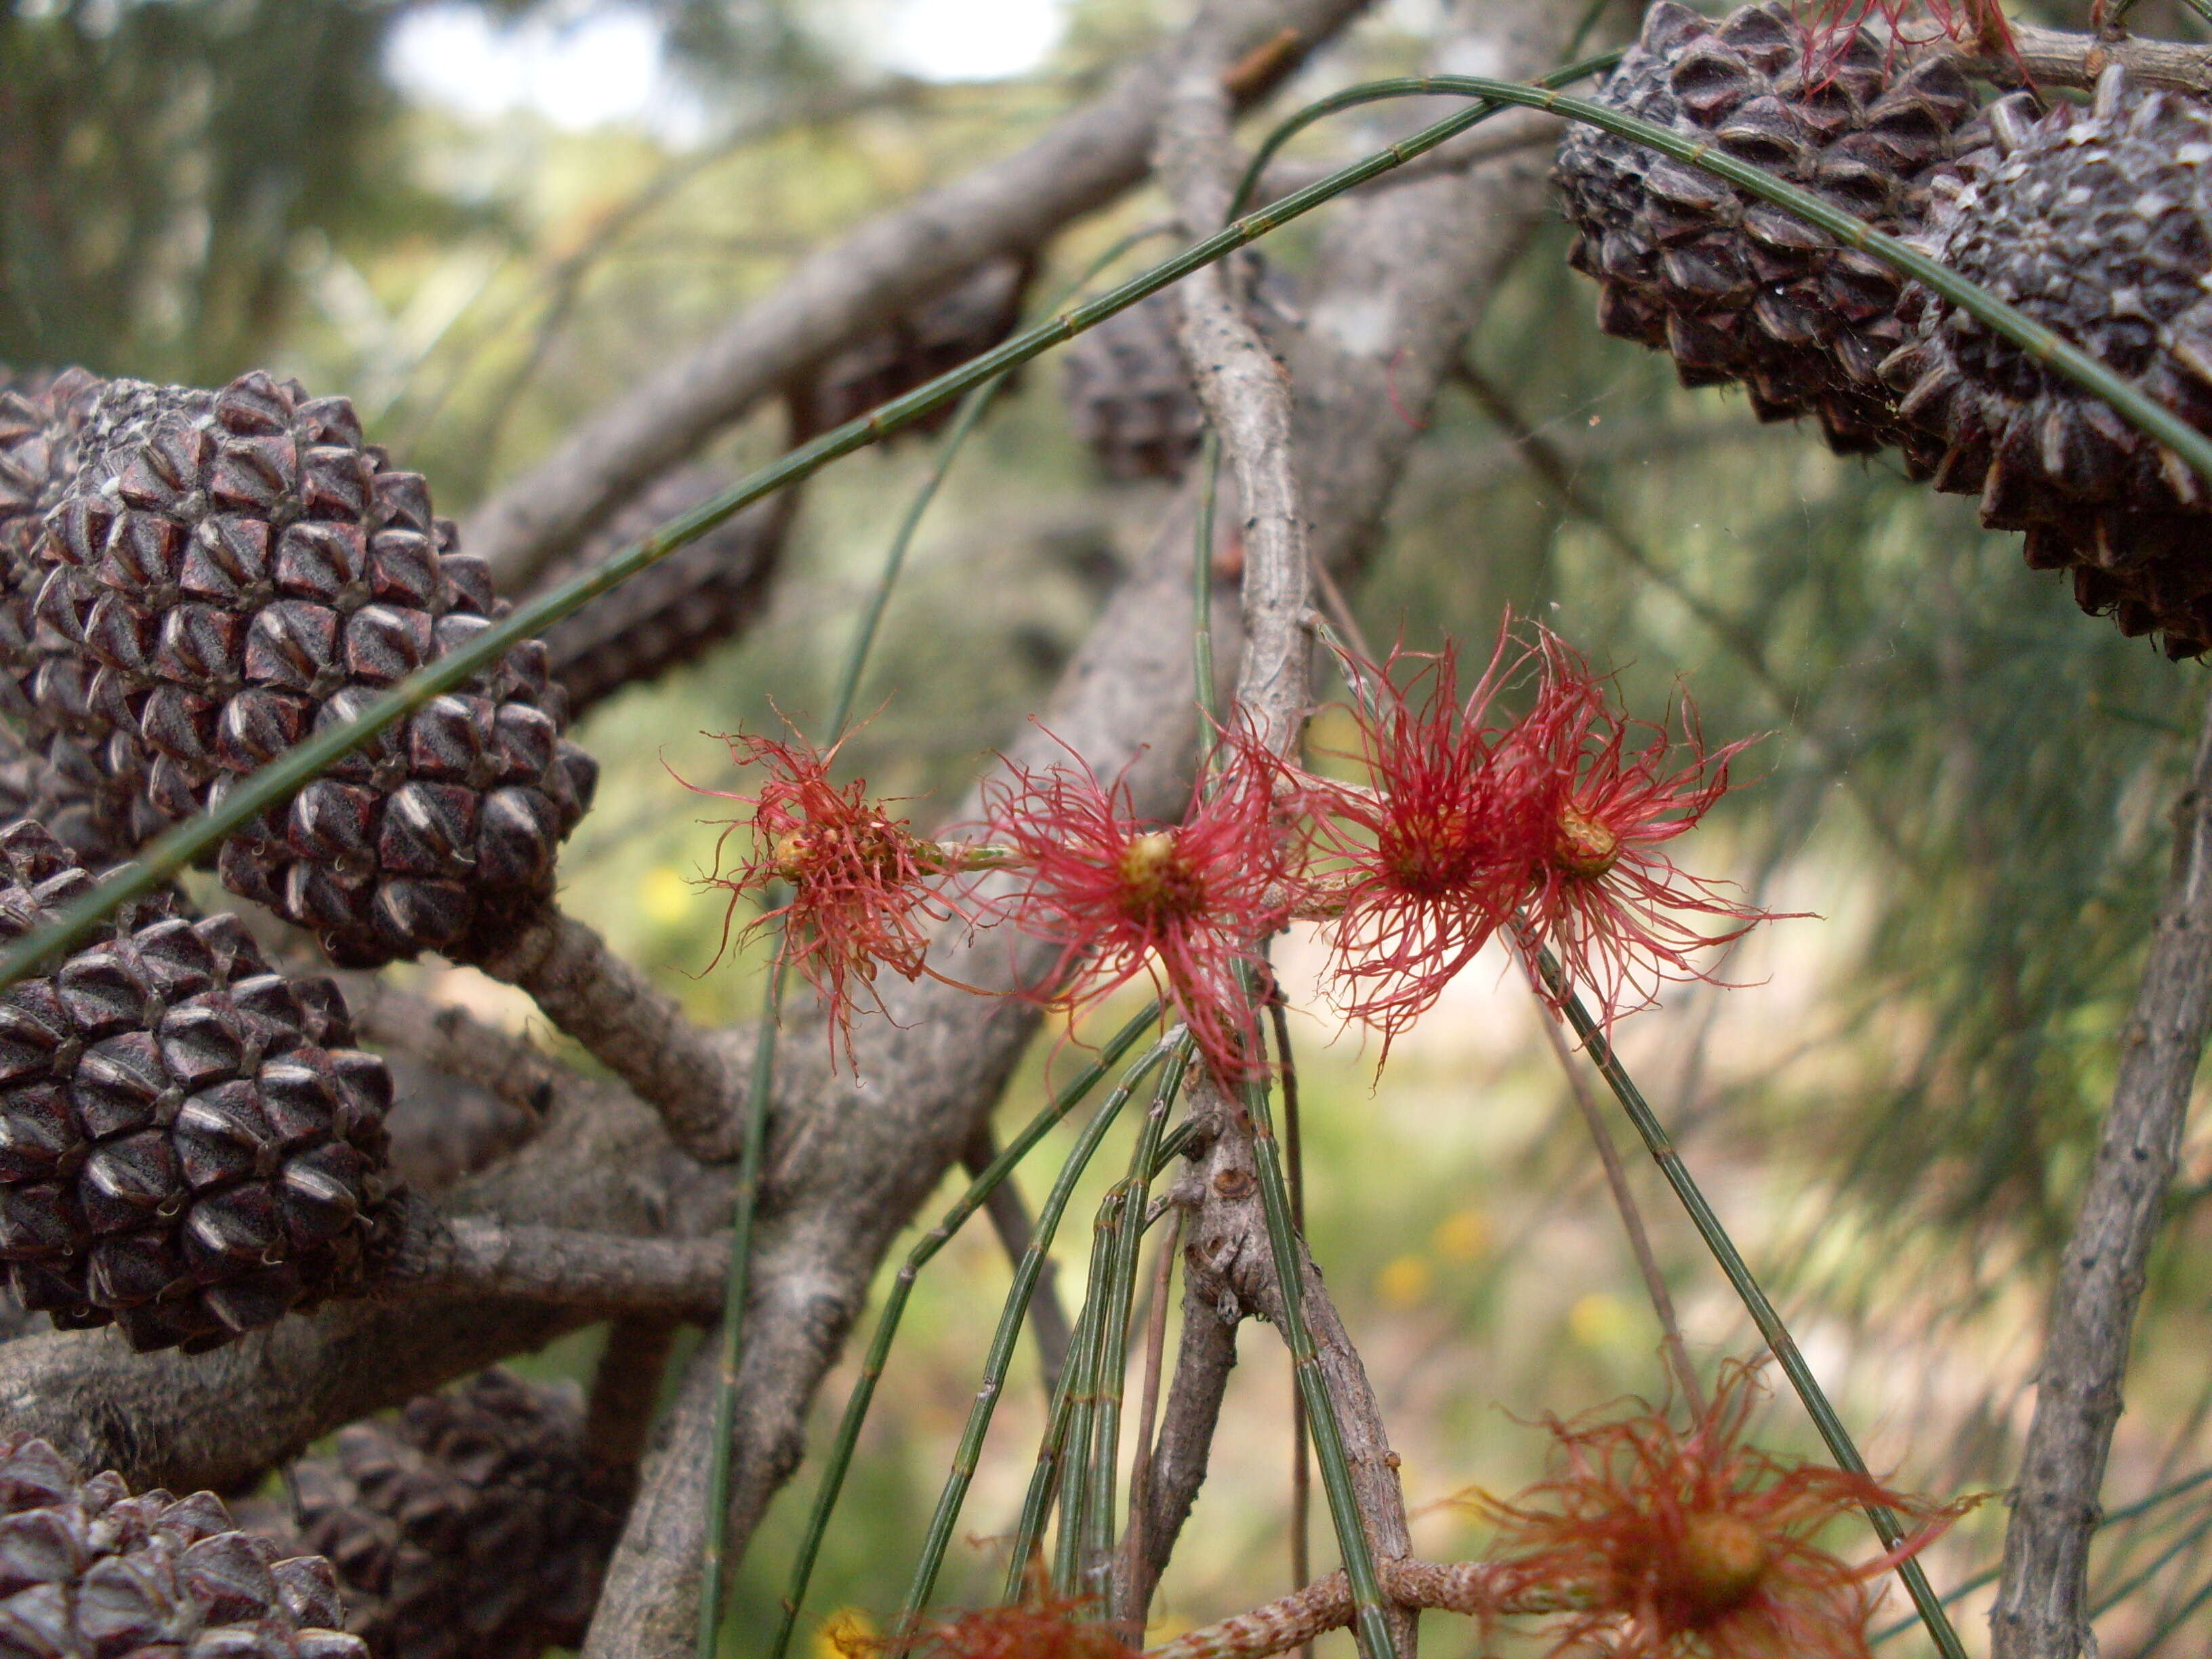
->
[[691, 621, 1778, 1071], [1292, 624, 1770, 1048], [695, 728, 967, 1062], [1472, 1364, 1972, 1658], [976, 732, 1294, 1084]]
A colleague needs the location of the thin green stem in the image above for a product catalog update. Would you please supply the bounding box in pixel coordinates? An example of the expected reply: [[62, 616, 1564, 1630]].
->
[[697, 939, 784, 1659], [1082, 1045, 1189, 1591], [2090, 1504, 2212, 1620], [1238, 1068, 1399, 1659], [1057, 1204, 1122, 1601], [1228, 56, 1626, 222], [1870, 1467, 2212, 1645], [1528, 945, 1966, 1659], [1193, 432, 1223, 750], [1007, 1309, 1096, 1601], [895, 1032, 1181, 1626], [2136, 1562, 2212, 1656], [764, 1004, 1159, 1659]]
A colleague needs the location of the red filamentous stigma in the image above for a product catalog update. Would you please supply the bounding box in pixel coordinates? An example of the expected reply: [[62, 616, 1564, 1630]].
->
[[1470, 1361, 1978, 1658], [1502, 628, 1777, 1031], [973, 726, 1299, 1084], [689, 725, 970, 1068]]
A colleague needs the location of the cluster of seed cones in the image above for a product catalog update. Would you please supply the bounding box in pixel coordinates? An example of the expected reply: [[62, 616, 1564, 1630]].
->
[[0, 1368, 619, 1659], [1559, 2, 2212, 659]]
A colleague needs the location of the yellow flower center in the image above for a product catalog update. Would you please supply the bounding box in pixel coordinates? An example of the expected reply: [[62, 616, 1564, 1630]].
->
[[1551, 802, 1621, 879], [1679, 1511, 1770, 1619], [771, 829, 817, 884], [1118, 829, 1205, 920]]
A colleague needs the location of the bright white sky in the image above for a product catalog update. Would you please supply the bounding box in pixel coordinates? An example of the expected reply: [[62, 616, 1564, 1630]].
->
[[386, 1, 1069, 138]]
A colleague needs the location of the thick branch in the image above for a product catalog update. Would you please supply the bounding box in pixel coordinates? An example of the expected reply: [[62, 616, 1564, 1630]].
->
[[464, 0, 1372, 590], [386, 1207, 728, 1317], [476, 907, 747, 1162], [583, 1316, 682, 1507], [1989, 690, 2212, 1658]]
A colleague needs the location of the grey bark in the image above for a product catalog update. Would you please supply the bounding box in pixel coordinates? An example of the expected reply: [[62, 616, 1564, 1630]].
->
[[1990, 691, 2212, 1658]]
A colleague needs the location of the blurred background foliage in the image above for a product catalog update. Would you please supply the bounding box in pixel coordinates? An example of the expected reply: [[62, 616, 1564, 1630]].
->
[[13, 0, 2212, 1651]]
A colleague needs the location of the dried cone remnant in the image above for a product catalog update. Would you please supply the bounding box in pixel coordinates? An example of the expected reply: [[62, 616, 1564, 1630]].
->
[[789, 255, 1033, 441], [0, 820, 402, 1353], [535, 470, 796, 718], [1555, 1, 1980, 453], [833, 1593, 1127, 1659], [1887, 68, 2212, 657], [1062, 291, 1207, 481], [288, 1370, 618, 1659], [0, 1435, 367, 1659], [24, 371, 596, 964], [1476, 1364, 1969, 1658]]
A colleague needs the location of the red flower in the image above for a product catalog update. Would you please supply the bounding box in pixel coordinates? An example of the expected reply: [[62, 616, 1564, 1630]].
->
[[1290, 634, 1544, 1059], [975, 729, 1296, 1084], [1502, 631, 1771, 1028], [693, 726, 969, 1063], [1472, 1363, 1973, 1658]]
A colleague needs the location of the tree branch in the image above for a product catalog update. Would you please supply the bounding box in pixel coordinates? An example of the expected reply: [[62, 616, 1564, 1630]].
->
[[1156, 57, 1312, 759], [1972, 24, 2212, 95], [463, 0, 1374, 592], [1139, 1559, 1553, 1659], [1179, 1077, 1417, 1655], [342, 975, 565, 1115], [385, 1206, 728, 1317], [475, 906, 749, 1163], [1989, 687, 2212, 1658]]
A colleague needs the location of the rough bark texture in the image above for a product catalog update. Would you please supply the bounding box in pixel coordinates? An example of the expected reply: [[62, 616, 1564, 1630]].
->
[[1990, 690, 2212, 1658]]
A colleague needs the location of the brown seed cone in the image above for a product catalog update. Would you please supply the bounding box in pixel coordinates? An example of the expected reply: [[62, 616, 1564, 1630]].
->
[[0, 819, 403, 1353], [283, 1369, 619, 1659], [10, 371, 598, 966], [534, 470, 796, 718], [0, 1432, 368, 1659], [787, 255, 1033, 442], [1884, 68, 2212, 658], [1554, 1, 1982, 454], [1061, 289, 1208, 482], [0, 366, 153, 870]]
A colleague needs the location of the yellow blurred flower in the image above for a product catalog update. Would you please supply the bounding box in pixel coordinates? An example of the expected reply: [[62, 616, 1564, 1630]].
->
[[1568, 1290, 1635, 1350], [1431, 1208, 1491, 1263], [641, 865, 696, 926], [1376, 1253, 1433, 1308]]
